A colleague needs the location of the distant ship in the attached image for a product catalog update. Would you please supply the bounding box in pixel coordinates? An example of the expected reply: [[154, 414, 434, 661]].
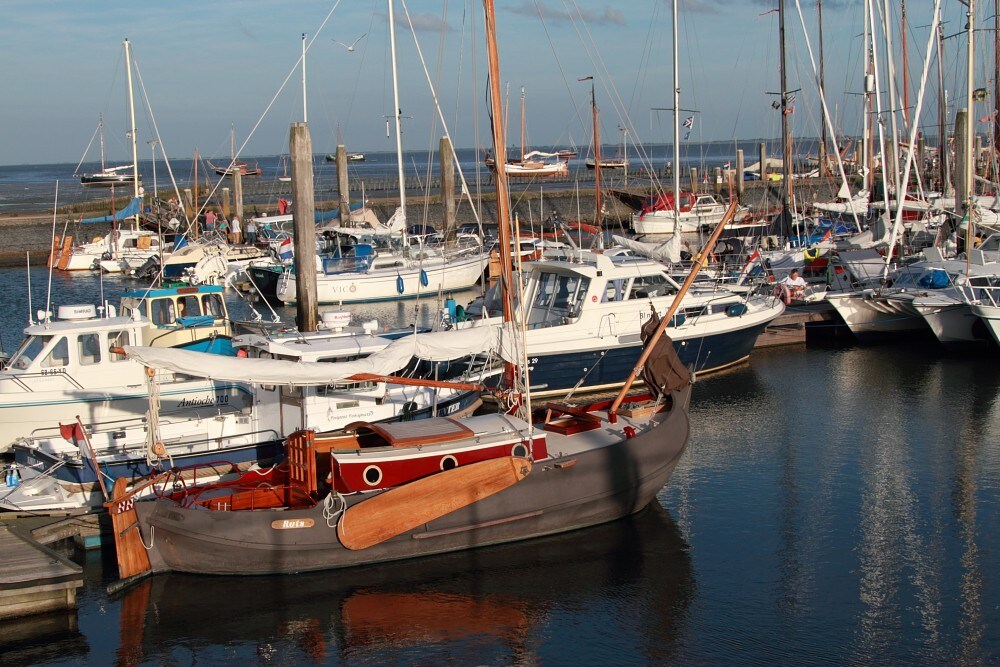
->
[[325, 152, 366, 162]]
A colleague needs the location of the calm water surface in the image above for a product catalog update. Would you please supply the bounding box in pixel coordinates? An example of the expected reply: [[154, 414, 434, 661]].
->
[[0, 267, 998, 665]]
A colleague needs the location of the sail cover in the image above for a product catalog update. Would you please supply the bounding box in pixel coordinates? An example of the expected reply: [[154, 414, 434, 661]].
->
[[80, 197, 142, 224], [611, 235, 683, 264], [125, 325, 518, 386]]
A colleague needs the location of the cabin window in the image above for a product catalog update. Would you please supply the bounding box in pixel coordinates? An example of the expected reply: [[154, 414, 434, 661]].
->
[[177, 296, 202, 318], [8, 335, 50, 370], [201, 294, 225, 318], [602, 279, 627, 302], [77, 333, 102, 365], [150, 299, 175, 325], [628, 273, 675, 299], [528, 272, 591, 326], [41, 337, 69, 369], [317, 381, 375, 396], [108, 330, 130, 362]]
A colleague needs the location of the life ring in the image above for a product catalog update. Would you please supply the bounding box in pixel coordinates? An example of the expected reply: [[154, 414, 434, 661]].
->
[[803, 246, 821, 262]]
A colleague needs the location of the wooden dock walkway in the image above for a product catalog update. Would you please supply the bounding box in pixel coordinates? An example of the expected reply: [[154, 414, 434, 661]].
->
[[0, 523, 83, 620], [755, 302, 839, 348]]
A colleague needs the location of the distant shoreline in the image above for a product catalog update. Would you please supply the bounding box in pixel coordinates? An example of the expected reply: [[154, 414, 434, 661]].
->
[[0, 177, 846, 268]]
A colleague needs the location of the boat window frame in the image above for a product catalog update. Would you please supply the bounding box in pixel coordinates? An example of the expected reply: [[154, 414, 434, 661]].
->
[[77, 333, 102, 366], [8, 335, 51, 370], [41, 336, 70, 369]]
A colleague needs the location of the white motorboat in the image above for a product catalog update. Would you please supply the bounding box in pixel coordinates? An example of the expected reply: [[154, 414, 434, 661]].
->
[[457, 249, 784, 397], [632, 192, 748, 235], [0, 318, 490, 512]]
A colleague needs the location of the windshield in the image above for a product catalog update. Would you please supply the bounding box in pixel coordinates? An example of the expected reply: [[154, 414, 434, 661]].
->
[[8, 335, 51, 370]]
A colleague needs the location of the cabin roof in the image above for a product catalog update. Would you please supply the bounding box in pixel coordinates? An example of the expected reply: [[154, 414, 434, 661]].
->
[[121, 285, 223, 299], [24, 315, 146, 336], [345, 417, 475, 448]]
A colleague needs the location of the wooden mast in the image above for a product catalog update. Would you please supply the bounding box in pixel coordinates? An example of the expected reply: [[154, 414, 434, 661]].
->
[[483, 0, 517, 388]]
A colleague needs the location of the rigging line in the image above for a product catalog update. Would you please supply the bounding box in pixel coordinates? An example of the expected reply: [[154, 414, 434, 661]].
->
[[399, 0, 484, 230], [193, 0, 345, 226], [533, 1, 587, 144], [130, 50, 191, 235], [343, 3, 379, 142], [73, 122, 102, 176], [566, 0, 659, 179]]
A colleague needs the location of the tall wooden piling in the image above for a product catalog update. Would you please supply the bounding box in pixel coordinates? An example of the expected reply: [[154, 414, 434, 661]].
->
[[690, 168, 698, 194], [222, 187, 231, 219], [336, 145, 351, 223], [713, 167, 723, 195], [232, 170, 244, 222], [290, 122, 318, 332], [736, 149, 745, 201], [439, 136, 457, 245], [759, 142, 768, 182]]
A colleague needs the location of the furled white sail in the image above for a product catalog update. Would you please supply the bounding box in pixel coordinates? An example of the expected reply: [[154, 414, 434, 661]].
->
[[125, 325, 517, 386]]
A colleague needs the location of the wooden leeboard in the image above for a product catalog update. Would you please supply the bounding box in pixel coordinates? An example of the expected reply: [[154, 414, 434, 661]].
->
[[108, 478, 152, 580], [337, 457, 531, 551]]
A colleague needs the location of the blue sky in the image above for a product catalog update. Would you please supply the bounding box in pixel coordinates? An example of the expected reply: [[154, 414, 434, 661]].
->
[[0, 0, 978, 166]]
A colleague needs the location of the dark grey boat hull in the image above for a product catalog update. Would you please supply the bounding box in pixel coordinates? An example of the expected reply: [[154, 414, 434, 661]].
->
[[138, 386, 692, 576]]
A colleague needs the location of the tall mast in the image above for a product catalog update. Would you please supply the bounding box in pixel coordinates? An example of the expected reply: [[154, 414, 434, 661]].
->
[[902, 0, 910, 133], [778, 0, 792, 219], [388, 0, 407, 224], [482, 0, 518, 402], [881, 0, 903, 197], [590, 79, 602, 224], [520, 86, 526, 162], [965, 0, 976, 215], [862, 0, 872, 192], [301, 33, 308, 123], [673, 0, 681, 228], [818, 0, 827, 176], [995, 0, 1000, 170], [937, 23, 951, 195], [124, 38, 140, 222]]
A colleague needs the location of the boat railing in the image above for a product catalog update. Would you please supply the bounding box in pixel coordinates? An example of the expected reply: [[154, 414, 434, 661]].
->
[[959, 280, 1000, 307]]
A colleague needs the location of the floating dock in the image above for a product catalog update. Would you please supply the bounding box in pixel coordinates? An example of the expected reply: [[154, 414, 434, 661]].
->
[[0, 523, 83, 620]]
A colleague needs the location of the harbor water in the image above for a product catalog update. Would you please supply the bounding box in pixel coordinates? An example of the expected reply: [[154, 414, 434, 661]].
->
[[1, 267, 998, 665]]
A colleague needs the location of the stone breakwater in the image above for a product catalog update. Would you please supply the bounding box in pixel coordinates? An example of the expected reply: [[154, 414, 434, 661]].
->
[[0, 179, 846, 267]]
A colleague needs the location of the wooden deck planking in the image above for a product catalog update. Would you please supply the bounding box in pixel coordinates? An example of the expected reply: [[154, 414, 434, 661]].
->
[[0, 523, 83, 620]]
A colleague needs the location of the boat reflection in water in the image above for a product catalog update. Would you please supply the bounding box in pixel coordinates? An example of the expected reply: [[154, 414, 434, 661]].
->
[[113, 503, 693, 665]]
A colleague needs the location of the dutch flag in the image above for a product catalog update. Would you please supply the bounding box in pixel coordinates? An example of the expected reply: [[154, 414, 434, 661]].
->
[[278, 237, 294, 261]]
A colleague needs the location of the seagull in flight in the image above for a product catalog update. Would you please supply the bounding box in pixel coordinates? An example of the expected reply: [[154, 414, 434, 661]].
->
[[332, 34, 367, 52]]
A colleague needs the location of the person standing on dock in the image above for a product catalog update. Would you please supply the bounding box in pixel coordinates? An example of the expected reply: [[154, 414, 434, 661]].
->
[[244, 217, 257, 245], [230, 214, 241, 245]]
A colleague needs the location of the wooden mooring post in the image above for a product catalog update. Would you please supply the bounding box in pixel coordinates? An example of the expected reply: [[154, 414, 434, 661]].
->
[[291, 122, 318, 332]]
